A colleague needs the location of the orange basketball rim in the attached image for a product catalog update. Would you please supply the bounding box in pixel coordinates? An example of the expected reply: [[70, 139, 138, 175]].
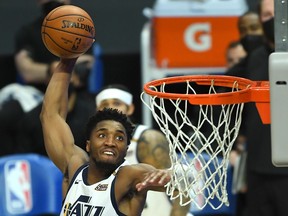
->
[[143, 75, 270, 124]]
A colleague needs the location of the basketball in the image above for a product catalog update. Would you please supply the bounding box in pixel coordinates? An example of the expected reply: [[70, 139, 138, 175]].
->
[[41, 5, 95, 58]]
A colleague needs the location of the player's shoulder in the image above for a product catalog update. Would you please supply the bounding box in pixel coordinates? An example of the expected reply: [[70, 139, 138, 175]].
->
[[67, 150, 89, 178]]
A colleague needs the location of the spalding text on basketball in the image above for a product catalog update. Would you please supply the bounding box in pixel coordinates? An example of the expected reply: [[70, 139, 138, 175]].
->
[[62, 20, 94, 35]]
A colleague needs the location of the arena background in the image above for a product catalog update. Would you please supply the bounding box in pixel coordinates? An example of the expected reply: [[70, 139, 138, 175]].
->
[[0, 0, 259, 123]]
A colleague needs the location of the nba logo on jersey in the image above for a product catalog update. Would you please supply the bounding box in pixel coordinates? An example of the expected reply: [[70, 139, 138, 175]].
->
[[4, 160, 32, 214]]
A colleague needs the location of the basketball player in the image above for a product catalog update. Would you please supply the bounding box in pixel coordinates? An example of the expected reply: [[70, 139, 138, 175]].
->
[[40, 57, 173, 216], [95, 84, 192, 216]]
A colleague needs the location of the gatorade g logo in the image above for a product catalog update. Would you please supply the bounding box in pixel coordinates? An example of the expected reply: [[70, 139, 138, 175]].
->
[[184, 23, 211, 52]]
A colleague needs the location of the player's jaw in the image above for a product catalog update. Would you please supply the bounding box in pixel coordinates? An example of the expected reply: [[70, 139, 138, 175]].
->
[[90, 142, 126, 166], [92, 150, 125, 172]]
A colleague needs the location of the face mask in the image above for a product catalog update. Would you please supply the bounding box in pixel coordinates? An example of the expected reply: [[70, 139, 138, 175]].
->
[[262, 17, 275, 44], [41, 1, 64, 16], [240, 35, 265, 53]]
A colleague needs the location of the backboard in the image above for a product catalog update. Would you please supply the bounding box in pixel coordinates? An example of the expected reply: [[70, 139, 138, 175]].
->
[[269, 53, 288, 166], [269, 1, 288, 166]]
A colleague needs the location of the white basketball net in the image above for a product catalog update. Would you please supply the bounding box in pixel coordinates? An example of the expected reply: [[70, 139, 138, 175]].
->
[[141, 79, 245, 210]]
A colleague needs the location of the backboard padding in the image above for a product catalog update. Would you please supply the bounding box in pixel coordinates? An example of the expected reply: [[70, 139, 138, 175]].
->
[[269, 52, 288, 167]]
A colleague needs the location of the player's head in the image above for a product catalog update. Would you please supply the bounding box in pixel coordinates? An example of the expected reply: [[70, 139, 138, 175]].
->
[[238, 11, 264, 53], [260, 0, 274, 22], [259, 0, 275, 44], [85, 108, 134, 169], [226, 41, 246, 69], [86, 108, 134, 145], [95, 84, 135, 116], [238, 11, 263, 38]]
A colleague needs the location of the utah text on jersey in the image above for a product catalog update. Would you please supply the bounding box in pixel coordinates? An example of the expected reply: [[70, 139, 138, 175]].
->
[[63, 195, 105, 216]]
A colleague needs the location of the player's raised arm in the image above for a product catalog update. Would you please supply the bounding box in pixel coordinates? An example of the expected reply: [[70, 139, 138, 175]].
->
[[116, 163, 171, 194], [40, 58, 86, 173]]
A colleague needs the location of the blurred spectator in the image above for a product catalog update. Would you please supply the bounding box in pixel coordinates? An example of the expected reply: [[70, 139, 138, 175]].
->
[[0, 84, 43, 156], [238, 11, 264, 54], [226, 10, 264, 216], [226, 41, 247, 69], [226, 10, 264, 77], [14, 0, 92, 92], [0, 0, 70, 156], [227, 10, 264, 169], [0, 0, 95, 156], [15, 58, 96, 155], [14, 0, 71, 92]]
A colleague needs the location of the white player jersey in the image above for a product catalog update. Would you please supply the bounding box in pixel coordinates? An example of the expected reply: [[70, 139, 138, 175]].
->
[[60, 161, 128, 216], [126, 124, 172, 216]]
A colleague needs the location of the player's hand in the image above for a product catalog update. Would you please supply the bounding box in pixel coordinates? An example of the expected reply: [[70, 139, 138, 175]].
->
[[53, 58, 78, 75], [136, 169, 171, 191]]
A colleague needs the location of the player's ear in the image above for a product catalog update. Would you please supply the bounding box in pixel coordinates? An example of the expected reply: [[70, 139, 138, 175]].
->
[[127, 104, 135, 116], [124, 144, 129, 157], [86, 140, 90, 152]]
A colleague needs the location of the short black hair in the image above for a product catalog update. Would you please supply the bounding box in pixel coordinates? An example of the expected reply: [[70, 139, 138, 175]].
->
[[226, 40, 242, 51], [237, 10, 260, 30], [86, 108, 134, 145]]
